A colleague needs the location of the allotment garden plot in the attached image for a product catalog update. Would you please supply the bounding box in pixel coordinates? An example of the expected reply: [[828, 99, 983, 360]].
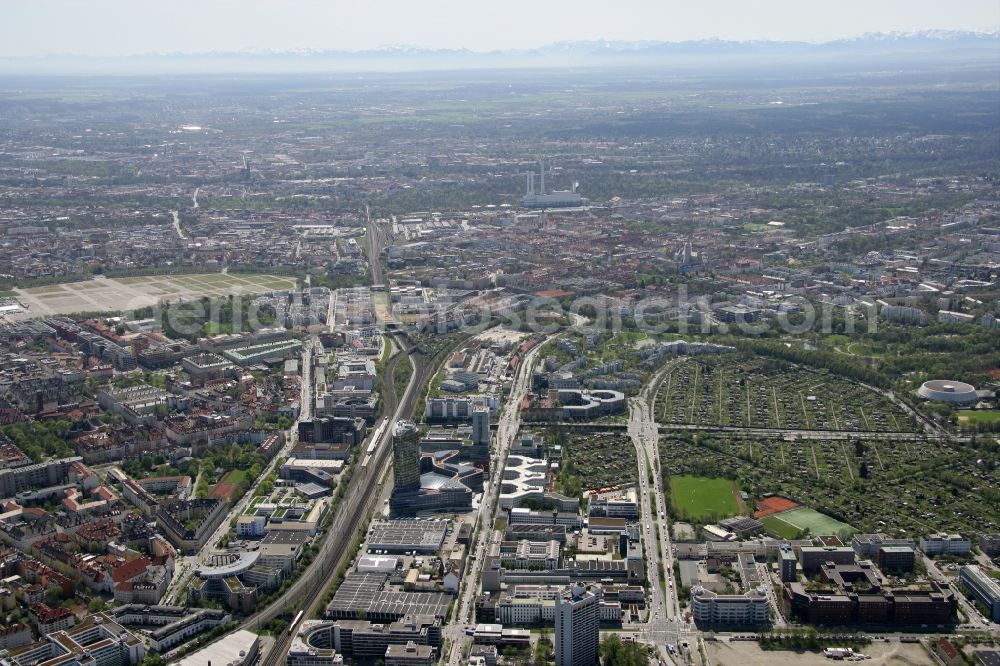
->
[[555, 432, 638, 497], [655, 356, 916, 432], [659, 432, 999, 537]]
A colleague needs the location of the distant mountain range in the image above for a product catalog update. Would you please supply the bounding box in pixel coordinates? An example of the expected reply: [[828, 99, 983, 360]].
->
[[3, 31, 998, 75]]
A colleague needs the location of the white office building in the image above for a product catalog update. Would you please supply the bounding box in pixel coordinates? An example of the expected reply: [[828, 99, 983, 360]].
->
[[918, 533, 971, 556], [690, 586, 770, 627]]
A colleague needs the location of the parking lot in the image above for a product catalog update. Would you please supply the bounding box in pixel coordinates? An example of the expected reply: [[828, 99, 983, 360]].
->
[[704, 638, 935, 666]]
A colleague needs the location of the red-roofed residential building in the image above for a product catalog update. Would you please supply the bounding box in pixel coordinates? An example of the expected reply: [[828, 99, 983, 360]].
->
[[934, 638, 963, 666], [29, 602, 74, 634], [110, 556, 172, 604], [75, 517, 121, 551], [17, 558, 75, 598]]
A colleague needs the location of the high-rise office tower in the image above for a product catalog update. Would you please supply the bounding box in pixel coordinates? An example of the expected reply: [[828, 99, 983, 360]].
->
[[471, 407, 490, 447], [555, 583, 599, 666], [392, 419, 421, 491]]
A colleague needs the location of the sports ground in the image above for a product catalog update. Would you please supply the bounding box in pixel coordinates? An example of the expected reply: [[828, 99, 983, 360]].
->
[[669, 475, 741, 520], [763, 507, 854, 538]]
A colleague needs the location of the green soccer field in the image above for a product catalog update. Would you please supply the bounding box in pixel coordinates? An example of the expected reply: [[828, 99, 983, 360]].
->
[[669, 475, 740, 521], [775, 507, 854, 536], [761, 515, 803, 539]]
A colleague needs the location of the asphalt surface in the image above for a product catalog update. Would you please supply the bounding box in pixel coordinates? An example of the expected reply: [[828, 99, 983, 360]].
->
[[443, 337, 551, 664], [627, 358, 694, 663]]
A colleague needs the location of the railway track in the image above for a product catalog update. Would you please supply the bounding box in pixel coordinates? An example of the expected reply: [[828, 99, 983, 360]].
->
[[250, 335, 433, 666]]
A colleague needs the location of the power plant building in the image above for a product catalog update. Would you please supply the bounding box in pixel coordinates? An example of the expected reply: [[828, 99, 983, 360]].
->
[[521, 161, 587, 209]]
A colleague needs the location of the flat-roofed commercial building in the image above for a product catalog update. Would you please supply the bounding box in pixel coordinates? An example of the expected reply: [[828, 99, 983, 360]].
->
[[222, 339, 302, 366], [8, 613, 145, 666], [690, 586, 770, 628], [960, 565, 1000, 621], [366, 519, 448, 554], [385, 642, 434, 666], [919, 533, 971, 556], [174, 629, 259, 666]]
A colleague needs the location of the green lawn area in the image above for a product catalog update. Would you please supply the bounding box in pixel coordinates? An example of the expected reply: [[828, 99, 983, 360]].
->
[[845, 341, 885, 357], [221, 468, 247, 485], [211, 468, 249, 503], [824, 334, 850, 347], [203, 321, 235, 336], [762, 515, 802, 539], [958, 410, 1000, 425], [776, 507, 854, 537], [0, 290, 18, 298], [258, 278, 297, 289], [669, 475, 740, 521]]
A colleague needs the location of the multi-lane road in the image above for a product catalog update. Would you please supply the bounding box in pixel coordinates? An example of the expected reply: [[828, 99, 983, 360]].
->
[[626, 358, 695, 663], [437, 341, 695, 664]]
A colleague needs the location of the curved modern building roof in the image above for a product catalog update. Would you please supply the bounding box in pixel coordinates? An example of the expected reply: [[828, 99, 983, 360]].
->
[[557, 389, 626, 418], [195, 551, 260, 579], [499, 455, 560, 509], [917, 380, 978, 404]]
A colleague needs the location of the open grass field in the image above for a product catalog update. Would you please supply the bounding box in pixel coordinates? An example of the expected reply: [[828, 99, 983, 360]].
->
[[958, 410, 1000, 425], [669, 475, 741, 521], [211, 469, 248, 503], [12, 273, 297, 317], [761, 515, 803, 539], [774, 507, 854, 536]]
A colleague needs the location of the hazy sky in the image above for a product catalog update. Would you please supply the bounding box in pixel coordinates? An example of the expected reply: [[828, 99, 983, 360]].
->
[[2, 0, 998, 57]]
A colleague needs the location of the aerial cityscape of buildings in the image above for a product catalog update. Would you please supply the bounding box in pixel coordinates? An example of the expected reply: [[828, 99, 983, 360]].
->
[[0, 22, 997, 666]]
